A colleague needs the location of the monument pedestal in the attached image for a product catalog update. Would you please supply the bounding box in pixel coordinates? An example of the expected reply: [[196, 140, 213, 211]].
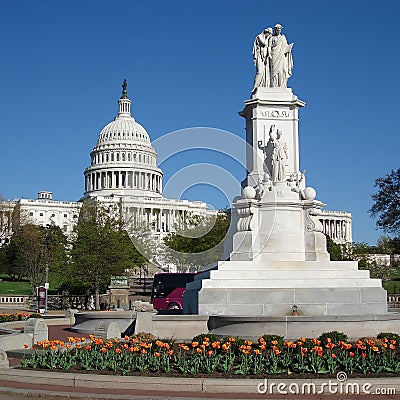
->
[[182, 86, 395, 338], [185, 259, 387, 317]]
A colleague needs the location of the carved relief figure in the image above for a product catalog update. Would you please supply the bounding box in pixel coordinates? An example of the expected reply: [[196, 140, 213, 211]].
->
[[269, 125, 288, 183], [270, 24, 293, 88], [252, 28, 273, 91], [257, 173, 272, 199]]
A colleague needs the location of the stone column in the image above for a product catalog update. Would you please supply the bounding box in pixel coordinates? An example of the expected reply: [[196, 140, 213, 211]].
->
[[128, 172, 133, 188]]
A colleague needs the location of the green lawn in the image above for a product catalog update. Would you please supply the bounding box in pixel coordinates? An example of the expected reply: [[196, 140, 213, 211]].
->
[[382, 267, 400, 293], [0, 280, 32, 295]]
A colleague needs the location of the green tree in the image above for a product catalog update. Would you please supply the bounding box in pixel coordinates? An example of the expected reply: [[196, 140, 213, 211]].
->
[[342, 241, 394, 282], [1, 224, 68, 293], [351, 242, 378, 255], [163, 211, 230, 271], [69, 201, 147, 309], [44, 224, 69, 291], [325, 237, 394, 281], [370, 168, 400, 235], [376, 235, 400, 256], [325, 234, 344, 261]]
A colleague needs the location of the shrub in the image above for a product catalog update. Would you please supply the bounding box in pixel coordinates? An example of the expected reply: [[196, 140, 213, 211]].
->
[[377, 332, 400, 343], [261, 334, 284, 348], [227, 336, 247, 351], [296, 337, 316, 350], [358, 337, 385, 348], [318, 331, 348, 346], [129, 332, 155, 342], [192, 333, 220, 343]]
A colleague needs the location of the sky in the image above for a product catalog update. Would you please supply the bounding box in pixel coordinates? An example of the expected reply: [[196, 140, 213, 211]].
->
[[1, 0, 399, 245]]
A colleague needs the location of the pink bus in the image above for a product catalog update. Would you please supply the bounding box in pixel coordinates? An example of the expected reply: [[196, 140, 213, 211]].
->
[[151, 273, 197, 311]]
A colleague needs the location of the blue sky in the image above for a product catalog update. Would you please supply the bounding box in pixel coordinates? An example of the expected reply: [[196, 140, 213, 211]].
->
[[1, 0, 399, 245]]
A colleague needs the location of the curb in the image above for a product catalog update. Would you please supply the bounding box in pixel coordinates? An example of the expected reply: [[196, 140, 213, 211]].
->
[[0, 368, 400, 397]]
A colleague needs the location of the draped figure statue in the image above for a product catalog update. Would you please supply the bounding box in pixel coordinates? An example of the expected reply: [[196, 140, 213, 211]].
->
[[269, 125, 288, 183], [252, 28, 273, 91], [270, 24, 293, 88]]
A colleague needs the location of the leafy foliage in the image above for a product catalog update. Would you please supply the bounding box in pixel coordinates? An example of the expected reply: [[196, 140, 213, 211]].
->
[[377, 332, 400, 343], [376, 235, 400, 256], [325, 235, 345, 261], [260, 334, 285, 348], [358, 258, 395, 282], [192, 333, 221, 343], [163, 211, 230, 271], [0, 224, 68, 293], [318, 331, 348, 346], [69, 200, 147, 308], [370, 168, 400, 235]]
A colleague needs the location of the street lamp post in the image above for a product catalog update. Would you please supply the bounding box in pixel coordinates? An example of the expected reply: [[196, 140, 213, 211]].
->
[[44, 265, 49, 314]]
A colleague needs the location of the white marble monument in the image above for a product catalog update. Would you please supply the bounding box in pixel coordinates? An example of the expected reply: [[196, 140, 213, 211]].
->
[[183, 25, 394, 336]]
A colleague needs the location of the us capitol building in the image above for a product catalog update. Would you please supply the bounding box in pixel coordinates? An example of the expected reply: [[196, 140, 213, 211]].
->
[[0, 81, 352, 246]]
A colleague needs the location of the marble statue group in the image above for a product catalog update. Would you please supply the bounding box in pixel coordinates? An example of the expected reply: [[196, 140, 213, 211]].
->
[[253, 23, 294, 91]]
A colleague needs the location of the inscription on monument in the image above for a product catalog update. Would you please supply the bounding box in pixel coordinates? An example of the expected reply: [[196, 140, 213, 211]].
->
[[258, 110, 290, 118]]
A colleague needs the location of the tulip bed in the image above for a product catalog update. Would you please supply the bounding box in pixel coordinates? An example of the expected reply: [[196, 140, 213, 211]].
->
[[0, 312, 40, 323], [20, 332, 400, 377]]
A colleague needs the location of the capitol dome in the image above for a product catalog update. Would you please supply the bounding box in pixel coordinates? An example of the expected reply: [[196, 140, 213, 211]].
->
[[97, 118, 151, 145], [83, 80, 163, 198]]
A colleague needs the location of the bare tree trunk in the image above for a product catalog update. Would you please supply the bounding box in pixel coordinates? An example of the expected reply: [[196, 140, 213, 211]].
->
[[95, 287, 100, 310]]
